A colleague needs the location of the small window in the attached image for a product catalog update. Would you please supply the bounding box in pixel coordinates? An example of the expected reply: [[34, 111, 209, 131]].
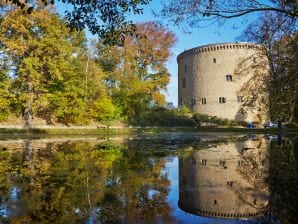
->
[[214, 199, 217, 205], [219, 160, 226, 166], [180, 98, 183, 105], [184, 64, 187, 71], [182, 78, 186, 88], [237, 96, 244, 102], [201, 98, 207, 104], [226, 74, 233, 82], [201, 159, 207, 166], [219, 97, 226, 103], [190, 99, 196, 106], [213, 58, 216, 63], [227, 181, 233, 187]]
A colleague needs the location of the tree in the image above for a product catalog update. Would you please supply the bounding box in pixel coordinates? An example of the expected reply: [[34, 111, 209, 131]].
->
[[1, 0, 151, 45], [238, 12, 298, 122], [159, 0, 297, 29], [0, 9, 90, 125], [95, 22, 176, 121]]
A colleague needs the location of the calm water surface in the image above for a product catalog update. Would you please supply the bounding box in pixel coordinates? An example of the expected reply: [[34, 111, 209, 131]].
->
[[0, 133, 297, 224]]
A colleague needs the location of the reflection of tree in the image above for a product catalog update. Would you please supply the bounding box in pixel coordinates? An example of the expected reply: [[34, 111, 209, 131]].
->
[[0, 139, 172, 223], [235, 138, 269, 213], [96, 145, 172, 223], [264, 137, 297, 224]]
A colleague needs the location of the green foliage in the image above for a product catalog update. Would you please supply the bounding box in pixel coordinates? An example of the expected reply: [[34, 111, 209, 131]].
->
[[0, 63, 12, 121], [4, 0, 151, 45], [90, 97, 121, 126], [192, 113, 245, 127], [129, 106, 196, 127]]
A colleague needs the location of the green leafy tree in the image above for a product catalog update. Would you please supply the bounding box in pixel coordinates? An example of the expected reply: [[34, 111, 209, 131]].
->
[[0, 9, 92, 125]]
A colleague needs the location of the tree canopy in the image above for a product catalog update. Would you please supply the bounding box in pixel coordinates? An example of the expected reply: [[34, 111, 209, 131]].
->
[[159, 0, 297, 28], [238, 12, 297, 122], [1, 0, 150, 44]]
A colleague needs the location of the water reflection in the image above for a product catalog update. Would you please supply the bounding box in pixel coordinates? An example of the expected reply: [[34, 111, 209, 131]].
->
[[0, 134, 297, 223], [178, 137, 269, 219]]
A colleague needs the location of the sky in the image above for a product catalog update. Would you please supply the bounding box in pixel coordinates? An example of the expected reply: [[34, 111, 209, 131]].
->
[[127, 1, 259, 106], [57, 1, 259, 106]]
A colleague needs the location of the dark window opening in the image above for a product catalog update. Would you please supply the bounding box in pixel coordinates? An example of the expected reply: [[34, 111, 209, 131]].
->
[[214, 199, 217, 205], [219, 97, 226, 103], [227, 181, 233, 187], [237, 96, 244, 102], [184, 64, 187, 71], [201, 98, 207, 104], [183, 176, 186, 185], [213, 58, 216, 63], [226, 74, 233, 81], [219, 160, 226, 166], [190, 99, 196, 106], [182, 78, 186, 88], [180, 98, 183, 105], [201, 159, 207, 166]]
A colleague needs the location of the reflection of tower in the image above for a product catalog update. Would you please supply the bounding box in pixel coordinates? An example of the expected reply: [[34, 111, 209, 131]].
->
[[178, 139, 268, 219]]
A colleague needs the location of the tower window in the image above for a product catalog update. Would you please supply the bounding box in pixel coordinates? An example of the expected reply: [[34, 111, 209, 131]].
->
[[201, 98, 207, 104], [184, 64, 187, 71], [180, 98, 183, 105], [227, 181, 233, 187], [219, 97, 226, 103], [201, 159, 207, 166], [226, 74, 233, 81], [237, 96, 244, 102], [213, 58, 216, 63], [190, 99, 196, 106], [182, 78, 186, 88]]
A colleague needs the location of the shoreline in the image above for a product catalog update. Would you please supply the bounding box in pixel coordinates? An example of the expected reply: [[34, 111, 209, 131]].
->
[[0, 126, 297, 137]]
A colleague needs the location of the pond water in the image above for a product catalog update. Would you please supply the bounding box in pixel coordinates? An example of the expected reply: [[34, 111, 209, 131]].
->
[[0, 133, 297, 224]]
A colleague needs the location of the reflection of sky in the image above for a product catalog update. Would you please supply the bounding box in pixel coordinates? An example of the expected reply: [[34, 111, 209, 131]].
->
[[164, 156, 262, 224]]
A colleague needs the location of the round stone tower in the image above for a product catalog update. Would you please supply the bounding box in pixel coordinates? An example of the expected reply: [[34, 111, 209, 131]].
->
[[177, 42, 269, 123]]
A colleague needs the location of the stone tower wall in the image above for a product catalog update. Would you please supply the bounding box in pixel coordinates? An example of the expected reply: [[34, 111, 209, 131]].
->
[[177, 42, 269, 123]]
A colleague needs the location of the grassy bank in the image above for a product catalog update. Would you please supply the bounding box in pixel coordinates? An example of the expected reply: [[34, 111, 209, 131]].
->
[[0, 126, 297, 137]]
